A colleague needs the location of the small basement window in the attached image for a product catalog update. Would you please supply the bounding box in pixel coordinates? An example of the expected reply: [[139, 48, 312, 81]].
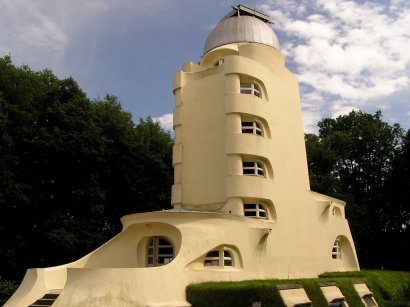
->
[[243, 161, 265, 176], [204, 248, 233, 267], [244, 203, 267, 219], [320, 284, 347, 306], [354, 283, 378, 307], [242, 121, 262, 136], [240, 83, 261, 97], [329, 300, 347, 307], [363, 295, 377, 307], [278, 285, 312, 307]]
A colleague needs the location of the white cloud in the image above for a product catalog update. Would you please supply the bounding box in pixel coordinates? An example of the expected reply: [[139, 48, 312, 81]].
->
[[257, 0, 410, 132], [302, 111, 323, 134], [331, 101, 359, 118], [152, 113, 173, 131], [0, 0, 175, 72], [0, 0, 68, 54]]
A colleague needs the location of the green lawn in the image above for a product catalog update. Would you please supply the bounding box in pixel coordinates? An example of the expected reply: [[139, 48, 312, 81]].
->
[[2, 270, 409, 306], [186, 270, 410, 307]]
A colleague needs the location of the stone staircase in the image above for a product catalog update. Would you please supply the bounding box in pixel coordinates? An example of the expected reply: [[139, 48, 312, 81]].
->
[[28, 290, 62, 307]]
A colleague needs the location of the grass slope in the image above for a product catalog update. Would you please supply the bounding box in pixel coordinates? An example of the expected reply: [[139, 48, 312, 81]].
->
[[186, 270, 410, 307]]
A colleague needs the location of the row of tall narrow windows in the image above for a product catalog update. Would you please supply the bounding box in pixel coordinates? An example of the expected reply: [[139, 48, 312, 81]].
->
[[240, 78, 269, 220], [240, 78, 269, 219]]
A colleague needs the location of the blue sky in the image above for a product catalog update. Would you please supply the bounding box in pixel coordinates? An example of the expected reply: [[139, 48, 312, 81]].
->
[[1, 0, 409, 133]]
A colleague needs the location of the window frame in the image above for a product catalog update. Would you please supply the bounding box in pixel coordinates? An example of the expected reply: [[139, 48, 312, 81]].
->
[[240, 83, 261, 98], [242, 161, 265, 177], [147, 236, 174, 267], [244, 203, 268, 219], [331, 240, 342, 259], [204, 247, 234, 268], [242, 121, 262, 136]]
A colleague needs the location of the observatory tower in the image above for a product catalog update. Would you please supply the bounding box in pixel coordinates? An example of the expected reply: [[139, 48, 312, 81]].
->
[[6, 5, 359, 307]]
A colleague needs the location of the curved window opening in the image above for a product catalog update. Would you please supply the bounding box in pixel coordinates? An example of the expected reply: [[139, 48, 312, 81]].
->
[[242, 121, 262, 136], [240, 83, 261, 98], [244, 203, 267, 219], [204, 248, 233, 267], [147, 236, 174, 267], [332, 240, 341, 259], [214, 59, 224, 66], [243, 161, 265, 176]]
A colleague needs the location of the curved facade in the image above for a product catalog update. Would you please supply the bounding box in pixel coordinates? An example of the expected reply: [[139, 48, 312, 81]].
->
[[6, 5, 359, 307]]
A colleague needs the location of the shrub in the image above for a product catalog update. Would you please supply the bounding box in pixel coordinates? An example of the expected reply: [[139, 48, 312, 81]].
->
[[186, 281, 285, 307], [0, 279, 18, 305]]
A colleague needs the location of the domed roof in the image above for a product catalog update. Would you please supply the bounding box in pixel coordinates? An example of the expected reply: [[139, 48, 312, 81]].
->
[[204, 7, 280, 54]]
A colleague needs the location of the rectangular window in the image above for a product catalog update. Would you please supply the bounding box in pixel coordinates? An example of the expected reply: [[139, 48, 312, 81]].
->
[[242, 121, 262, 136], [244, 203, 267, 219], [240, 83, 261, 97], [242, 161, 265, 177], [332, 240, 341, 259]]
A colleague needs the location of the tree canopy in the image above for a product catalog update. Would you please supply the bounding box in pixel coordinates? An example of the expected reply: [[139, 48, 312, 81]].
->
[[0, 56, 173, 280], [305, 110, 410, 270]]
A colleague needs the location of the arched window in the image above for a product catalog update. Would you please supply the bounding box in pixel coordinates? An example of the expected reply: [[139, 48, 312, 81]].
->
[[243, 161, 265, 176], [332, 240, 341, 259], [240, 83, 261, 97], [147, 236, 174, 267], [244, 203, 267, 219], [204, 248, 233, 267], [242, 121, 262, 136]]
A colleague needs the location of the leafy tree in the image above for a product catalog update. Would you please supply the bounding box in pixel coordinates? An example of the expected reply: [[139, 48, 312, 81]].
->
[[305, 110, 405, 269], [382, 129, 410, 269], [0, 279, 18, 305], [385, 130, 410, 231], [305, 133, 340, 195], [0, 56, 173, 281]]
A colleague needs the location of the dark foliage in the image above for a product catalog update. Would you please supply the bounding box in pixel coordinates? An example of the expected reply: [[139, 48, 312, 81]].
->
[[305, 110, 409, 270], [186, 282, 285, 307], [0, 280, 18, 305], [0, 56, 173, 281]]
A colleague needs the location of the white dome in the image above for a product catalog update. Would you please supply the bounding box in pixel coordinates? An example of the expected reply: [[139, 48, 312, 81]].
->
[[204, 15, 280, 54]]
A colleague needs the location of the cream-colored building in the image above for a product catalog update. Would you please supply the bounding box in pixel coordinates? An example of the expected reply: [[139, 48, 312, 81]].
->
[[5, 5, 359, 307]]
